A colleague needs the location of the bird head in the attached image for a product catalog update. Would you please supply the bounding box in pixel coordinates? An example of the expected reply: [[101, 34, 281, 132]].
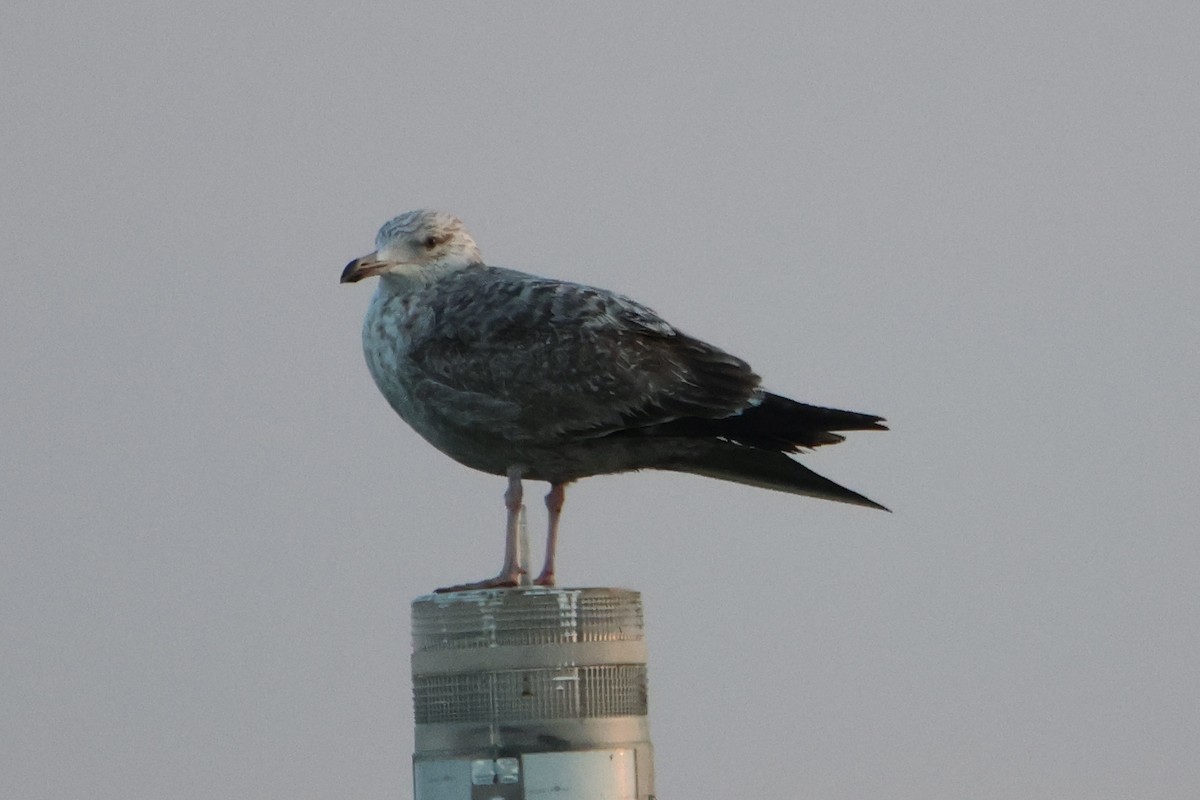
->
[[340, 209, 483, 283]]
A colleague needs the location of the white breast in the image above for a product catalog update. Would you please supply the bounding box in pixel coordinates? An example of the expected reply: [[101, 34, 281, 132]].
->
[[361, 288, 424, 423]]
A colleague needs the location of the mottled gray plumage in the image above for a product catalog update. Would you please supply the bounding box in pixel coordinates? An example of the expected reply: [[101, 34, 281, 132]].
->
[[341, 209, 886, 590]]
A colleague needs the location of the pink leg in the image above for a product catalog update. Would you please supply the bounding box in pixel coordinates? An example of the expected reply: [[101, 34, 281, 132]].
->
[[435, 469, 527, 593], [534, 482, 566, 587]]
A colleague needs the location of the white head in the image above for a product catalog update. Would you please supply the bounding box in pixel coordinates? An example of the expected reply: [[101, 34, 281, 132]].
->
[[340, 209, 483, 284]]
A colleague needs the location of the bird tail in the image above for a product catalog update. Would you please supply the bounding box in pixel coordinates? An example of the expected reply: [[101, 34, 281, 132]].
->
[[640, 393, 887, 451], [662, 442, 889, 511], [722, 394, 887, 449]]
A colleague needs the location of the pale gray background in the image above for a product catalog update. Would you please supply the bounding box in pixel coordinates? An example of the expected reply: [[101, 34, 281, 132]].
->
[[3, 3, 1198, 798]]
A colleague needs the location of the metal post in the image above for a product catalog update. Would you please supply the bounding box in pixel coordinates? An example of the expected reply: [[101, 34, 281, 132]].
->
[[411, 587, 655, 799]]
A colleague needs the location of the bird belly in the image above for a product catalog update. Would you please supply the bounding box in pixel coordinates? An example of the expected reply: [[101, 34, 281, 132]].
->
[[365, 342, 690, 480], [359, 289, 709, 482]]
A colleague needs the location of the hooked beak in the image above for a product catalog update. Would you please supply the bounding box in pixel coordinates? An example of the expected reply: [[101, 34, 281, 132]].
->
[[340, 253, 390, 284]]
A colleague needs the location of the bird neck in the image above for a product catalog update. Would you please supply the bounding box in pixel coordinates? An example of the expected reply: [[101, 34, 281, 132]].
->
[[377, 261, 480, 293]]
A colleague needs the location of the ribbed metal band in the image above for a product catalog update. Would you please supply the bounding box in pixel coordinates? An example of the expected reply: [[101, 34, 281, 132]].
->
[[414, 663, 648, 724], [413, 640, 647, 675], [412, 587, 644, 651]]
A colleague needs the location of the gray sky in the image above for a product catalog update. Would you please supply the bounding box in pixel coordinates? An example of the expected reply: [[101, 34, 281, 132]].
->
[[3, 3, 1198, 798]]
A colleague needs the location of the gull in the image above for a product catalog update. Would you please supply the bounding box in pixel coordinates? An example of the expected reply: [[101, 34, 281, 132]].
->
[[341, 209, 887, 591]]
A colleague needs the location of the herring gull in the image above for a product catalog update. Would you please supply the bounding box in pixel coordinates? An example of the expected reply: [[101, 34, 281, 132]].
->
[[341, 209, 887, 591]]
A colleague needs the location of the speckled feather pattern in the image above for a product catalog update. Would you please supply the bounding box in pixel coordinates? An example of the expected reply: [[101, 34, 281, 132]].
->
[[346, 209, 886, 509], [362, 264, 764, 481]]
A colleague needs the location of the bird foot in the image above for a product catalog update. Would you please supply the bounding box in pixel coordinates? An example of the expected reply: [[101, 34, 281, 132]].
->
[[533, 570, 555, 587], [434, 569, 526, 594]]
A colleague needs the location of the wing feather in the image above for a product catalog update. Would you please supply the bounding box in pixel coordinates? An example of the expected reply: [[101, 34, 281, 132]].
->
[[405, 268, 762, 443]]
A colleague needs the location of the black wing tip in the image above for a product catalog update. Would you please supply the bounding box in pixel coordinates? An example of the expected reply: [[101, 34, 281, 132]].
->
[[759, 393, 887, 427], [835, 484, 891, 512], [667, 444, 890, 512]]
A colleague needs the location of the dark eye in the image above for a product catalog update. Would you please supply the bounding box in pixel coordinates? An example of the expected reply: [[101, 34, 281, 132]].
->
[[422, 235, 440, 250]]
